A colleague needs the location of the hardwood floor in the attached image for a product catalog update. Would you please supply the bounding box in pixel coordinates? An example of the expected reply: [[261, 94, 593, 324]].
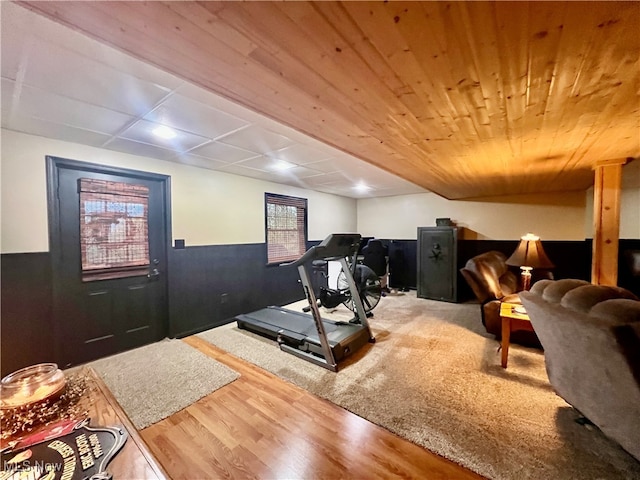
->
[[140, 336, 483, 479]]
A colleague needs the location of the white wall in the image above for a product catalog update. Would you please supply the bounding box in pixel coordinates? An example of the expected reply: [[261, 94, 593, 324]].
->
[[0, 129, 357, 253], [620, 186, 640, 239], [584, 160, 640, 239], [3, 128, 635, 254], [357, 190, 588, 241]]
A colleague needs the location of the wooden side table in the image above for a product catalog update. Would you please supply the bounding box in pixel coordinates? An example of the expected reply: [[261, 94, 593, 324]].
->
[[499, 302, 534, 368], [1, 368, 168, 479]]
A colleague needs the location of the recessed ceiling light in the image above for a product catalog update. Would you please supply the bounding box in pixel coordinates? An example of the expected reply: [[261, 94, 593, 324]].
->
[[354, 183, 371, 192], [152, 125, 177, 139], [271, 159, 295, 171]]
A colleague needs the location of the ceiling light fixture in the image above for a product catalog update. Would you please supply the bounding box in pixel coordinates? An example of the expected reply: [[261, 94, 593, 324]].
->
[[271, 160, 295, 170], [152, 125, 177, 139], [355, 183, 371, 192]]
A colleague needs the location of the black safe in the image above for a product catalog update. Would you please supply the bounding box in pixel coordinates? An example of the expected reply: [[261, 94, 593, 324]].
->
[[417, 226, 462, 302]]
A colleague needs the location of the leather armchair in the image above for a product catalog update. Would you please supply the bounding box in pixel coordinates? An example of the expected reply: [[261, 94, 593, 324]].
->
[[460, 250, 540, 346]]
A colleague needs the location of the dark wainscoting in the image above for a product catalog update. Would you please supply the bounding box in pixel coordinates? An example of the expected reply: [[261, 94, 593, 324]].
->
[[619, 239, 640, 296], [457, 239, 592, 282], [1, 238, 635, 375], [457, 239, 592, 301], [382, 238, 593, 302], [1, 253, 53, 377], [387, 240, 417, 290], [0, 243, 307, 376], [167, 242, 306, 338]]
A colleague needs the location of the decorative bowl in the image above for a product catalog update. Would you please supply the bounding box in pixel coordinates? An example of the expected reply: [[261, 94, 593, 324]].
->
[[0, 363, 67, 409]]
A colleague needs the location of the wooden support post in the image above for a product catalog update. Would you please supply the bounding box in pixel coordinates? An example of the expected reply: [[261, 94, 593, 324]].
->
[[591, 159, 627, 285]]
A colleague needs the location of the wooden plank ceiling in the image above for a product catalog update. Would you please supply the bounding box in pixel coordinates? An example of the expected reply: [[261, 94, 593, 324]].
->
[[18, 1, 640, 199]]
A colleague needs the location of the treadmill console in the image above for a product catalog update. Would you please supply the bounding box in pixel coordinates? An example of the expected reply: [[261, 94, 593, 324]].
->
[[288, 233, 361, 266], [318, 233, 361, 252]]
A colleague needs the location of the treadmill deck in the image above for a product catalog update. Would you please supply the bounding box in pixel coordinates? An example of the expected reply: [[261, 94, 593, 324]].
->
[[236, 306, 370, 361]]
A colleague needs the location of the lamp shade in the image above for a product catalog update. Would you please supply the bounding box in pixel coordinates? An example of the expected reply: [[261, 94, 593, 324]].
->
[[506, 233, 555, 269]]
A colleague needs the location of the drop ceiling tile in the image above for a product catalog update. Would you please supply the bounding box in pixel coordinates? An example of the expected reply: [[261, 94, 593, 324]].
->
[[302, 172, 351, 186], [175, 153, 231, 170], [267, 168, 324, 187], [177, 82, 341, 153], [302, 158, 343, 173], [188, 140, 258, 162], [2, 3, 177, 117], [144, 94, 249, 139], [118, 119, 211, 153], [310, 152, 378, 170], [322, 187, 360, 197], [1, 79, 16, 122], [14, 83, 135, 135], [269, 144, 333, 165], [105, 138, 178, 161], [218, 163, 276, 181], [303, 157, 402, 190], [10, 2, 183, 92], [235, 155, 290, 171], [375, 185, 427, 196], [228, 158, 326, 185], [4, 112, 113, 147], [177, 83, 265, 123], [83, 49, 183, 95], [21, 41, 173, 117], [217, 125, 293, 153], [1, 29, 24, 80], [286, 165, 325, 178], [268, 174, 311, 189]]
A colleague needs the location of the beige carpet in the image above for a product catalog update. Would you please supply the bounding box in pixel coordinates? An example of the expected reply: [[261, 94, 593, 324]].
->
[[87, 338, 240, 429], [198, 291, 640, 480]]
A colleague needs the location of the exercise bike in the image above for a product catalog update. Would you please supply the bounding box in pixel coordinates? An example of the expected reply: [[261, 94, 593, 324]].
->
[[306, 258, 382, 320]]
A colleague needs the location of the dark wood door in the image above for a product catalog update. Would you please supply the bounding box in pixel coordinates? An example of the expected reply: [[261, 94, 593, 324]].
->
[[417, 227, 458, 302], [47, 157, 170, 367]]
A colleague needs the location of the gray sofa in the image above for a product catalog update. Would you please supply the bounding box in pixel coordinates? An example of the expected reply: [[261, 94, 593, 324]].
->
[[520, 279, 640, 461]]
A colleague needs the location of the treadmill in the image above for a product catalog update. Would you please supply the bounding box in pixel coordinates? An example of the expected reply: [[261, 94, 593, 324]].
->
[[236, 233, 375, 372]]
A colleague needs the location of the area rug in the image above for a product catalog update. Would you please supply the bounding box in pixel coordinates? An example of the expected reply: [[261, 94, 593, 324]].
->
[[87, 339, 240, 429], [198, 292, 640, 480]]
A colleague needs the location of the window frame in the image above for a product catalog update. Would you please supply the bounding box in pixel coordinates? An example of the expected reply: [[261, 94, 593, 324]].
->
[[264, 192, 308, 266]]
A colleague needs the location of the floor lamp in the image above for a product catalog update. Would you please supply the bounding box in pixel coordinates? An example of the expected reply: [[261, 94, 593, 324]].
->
[[506, 233, 555, 291]]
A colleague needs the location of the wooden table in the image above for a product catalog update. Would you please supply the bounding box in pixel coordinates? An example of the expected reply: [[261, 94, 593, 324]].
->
[[500, 302, 534, 368], [2, 367, 168, 479]]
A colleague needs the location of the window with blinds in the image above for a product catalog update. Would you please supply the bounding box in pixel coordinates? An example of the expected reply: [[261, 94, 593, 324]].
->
[[265, 193, 307, 264], [79, 178, 150, 280]]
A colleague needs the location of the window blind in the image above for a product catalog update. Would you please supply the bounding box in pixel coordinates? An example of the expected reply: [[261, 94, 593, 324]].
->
[[265, 193, 307, 264], [79, 178, 150, 275]]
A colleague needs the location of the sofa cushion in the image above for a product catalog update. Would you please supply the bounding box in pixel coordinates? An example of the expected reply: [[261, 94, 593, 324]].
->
[[561, 284, 639, 313], [589, 298, 640, 324], [534, 278, 589, 303], [529, 278, 553, 295]]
